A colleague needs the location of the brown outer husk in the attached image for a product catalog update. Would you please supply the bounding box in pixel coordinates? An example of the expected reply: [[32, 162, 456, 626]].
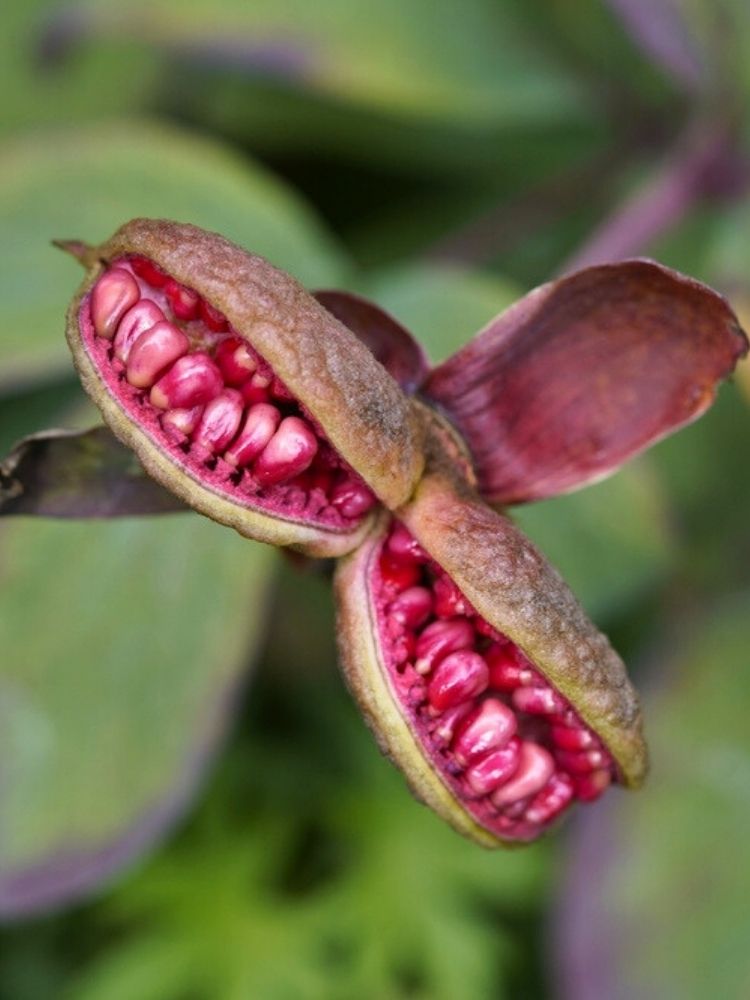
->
[[95, 220, 423, 510]]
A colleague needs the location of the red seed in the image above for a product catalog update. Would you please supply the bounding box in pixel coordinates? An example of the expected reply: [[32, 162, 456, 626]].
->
[[215, 337, 257, 385], [379, 552, 421, 591], [253, 416, 318, 487], [431, 703, 473, 745], [465, 738, 521, 797], [512, 686, 567, 716], [330, 479, 377, 519], [224, 403, 281, 467], [150, 352, 223, 410], [164, 279, 200, 321], [574, 769, 612, 802], [92, 268, 140, 339], [388, 586, 433, 629], [433, 573, 473, 617], [387, 522, 427, 564], [486, 643, 535, 690], [551, 725, 596, 751], [427, 650, 489, 712], [130, 255, 168, 287], [556, 749, 607, 774], [191, 389, 245, 455], [415, 618, 475, 674], [114, 300, 165, 362], [162, 405, 204, 439], [199, 298, 227, 332], [126, 321, 189, 389], [491, 742, 555, 808], [271, 377, 295, 402], [240, 379, 272, 405], [525, 773, 575, 826], [452, 698, 517, 765]]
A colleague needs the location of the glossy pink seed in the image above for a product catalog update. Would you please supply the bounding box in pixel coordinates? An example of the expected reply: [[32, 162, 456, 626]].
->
[[387, 522, 427, 563], [388, 587, 433, 629], [414, 617, 475, 675], [525, 773, 575, 826], [199, 299, 227, 332], [512, 686, 567, 715], [161, 406, 204, 439], [164, 279, 199, 321], [431, 703, 473, 746], [427, 650, 489, 712], [253, 416, 318, 487], [465, 738, 521, 797], [452, 698, 517, 765], [191, 389, 245, 455], [215, 337, 257, 385], [114, 300, 165, 362], [433, 573, 473, 617], [330, 479, 377, 519], [225, 403, 281, 467], [556, 749, 607, 774], [126, 322, 189, 389], [551, 725, 596, 751], [92, 268, 140, 339], [575, 769, 612, 802], [486, 644, 535, 690], [150, 352, 223, 410], [490, 742, 555, 808], [130, 255, 168, 287]]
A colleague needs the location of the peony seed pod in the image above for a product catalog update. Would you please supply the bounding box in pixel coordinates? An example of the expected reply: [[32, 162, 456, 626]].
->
[[60, 219, 425, 556], [335, 423, 647, 846]]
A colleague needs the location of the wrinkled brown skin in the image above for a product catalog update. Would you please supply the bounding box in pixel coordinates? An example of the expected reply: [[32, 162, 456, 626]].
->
[[62, 220, 424, 555], [336, 421, 647, 848]]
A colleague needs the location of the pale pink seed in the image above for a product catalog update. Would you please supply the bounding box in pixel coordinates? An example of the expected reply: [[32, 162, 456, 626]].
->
[[427, 650, 489, 712], [161, 406, 204, 439], [490, 742, 555, 808], [224, 403, 281, 467], [387, 522, 427, 563], [465, 738, 521, 797], [452, 698, 517, 765], [575, 769, 612, 802], [512, 686, 567, 716], [431, 703, 473, 746], [253, 416, 318, 487], [550, 725, 596, 751], [330, 479, 377, 518], [114, 300, 166, 362], [414, 618, 475, 675], [215, 337, 256, 385], [164, 279, 199, 321], [433, 573, 473, 617], [92, 268, 140, 339], [388, 587, 433, 629], [126, 321, 189, 389], [191, 389, 245, 454], [525, 773, 575, 826], [150, 352, 223, 410], [556, 749, 607, 774]]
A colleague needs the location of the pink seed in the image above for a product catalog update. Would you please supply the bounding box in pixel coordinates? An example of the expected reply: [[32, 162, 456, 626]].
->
[[486, 644, 536, 690], [431, 703, 473, 746], [164, 279, 199, 321], [130, 255, 168, 287], [551, 725, 596, 751], [556, 749, 607, 774], [574, 769, 612, 802], [474, 617, 502, 641], [253, 416, 318, 487], [215, 337, 257, 385], [92, 268, 140, 339], [126, 321, 189, 389], [150, 352, 223, 410], [427, 650, 489, 712], [433, 573, 473, 617], [191, 389, 245, 455], [415, 618, 475, 675], [452, 698, 517, 765], [525, 773, 575, 826], [199, 298, 227, 332], [161, 406, 204, 439], [512, 686, 567, 716], [224, 403, 281, 467], [490, 741, 555, 808], [114, 300, 165, 362], [379, 552, 421, 592], [240, 380, 272, 405], [388, 587, 433, 629], [387, 522, 427, 564], [330, 479, 377, 519], [465, 738, 521, 797], [271, 377, 295, 402]]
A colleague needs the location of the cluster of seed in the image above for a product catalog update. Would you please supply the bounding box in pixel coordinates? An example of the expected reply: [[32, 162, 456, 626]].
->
[[85, 259, 377, 524], [377, 521, 616, 840]]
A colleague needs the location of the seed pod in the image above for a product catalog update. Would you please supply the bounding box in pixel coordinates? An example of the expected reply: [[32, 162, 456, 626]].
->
[[335, 423, 647, 846], [60, 219, 424, 556]]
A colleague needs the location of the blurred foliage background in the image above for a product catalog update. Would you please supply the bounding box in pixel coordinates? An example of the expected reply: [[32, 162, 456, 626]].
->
[[1, 1, 749, 997]]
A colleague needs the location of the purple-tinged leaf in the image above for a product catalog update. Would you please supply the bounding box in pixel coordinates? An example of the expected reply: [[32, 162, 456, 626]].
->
[[423, 260, 748, 505], [0, 427, 185, 518], [314, 290, 430, 394], [606, 0, 706, 91]]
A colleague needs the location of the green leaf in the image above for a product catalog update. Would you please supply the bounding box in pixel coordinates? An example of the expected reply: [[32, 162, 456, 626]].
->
[[554, 593, 750, 1000], [0, 121, 348, 390], [0, 513, 275, 915]]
